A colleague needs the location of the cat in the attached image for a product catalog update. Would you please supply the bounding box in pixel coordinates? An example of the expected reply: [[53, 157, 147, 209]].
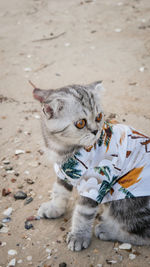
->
[[32, 81, 150, 251]]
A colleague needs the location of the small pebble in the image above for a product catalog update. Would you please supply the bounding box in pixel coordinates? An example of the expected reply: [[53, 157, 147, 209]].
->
[[8, 258, 16, 266], [8, 249, 17, 256], [2, 188, 11, 196], [2, 217, 11, 223], [24, 221, 33, 230], [33, 114, 40, 119], [106, 259, 117, 264], [0, 226, 8, 233], [26, 215, 40, 221], [56, 73, 61, 77], [59, 263, 67, 267], [3, 207, 13, 216], [60, 226, 65, 231], [15, 149, 25, 155], [119, 243, 132, 250], [139, 66, 145, 72], [17, 184, 23, 189], [6, 170, 15, 174], [24, 170, 30, 175], [97, 264, 103, 267], [35, 216, 41, 220], [11, 178, 17, 183], [5, 166, 13, 171], [3, 160, 10, 165], [27, 256, 32, 261], [24, 67, 32, 72], [64, 43, 70, 47], [46, 248, 51, 254], [129, 253, 136, 260], [26, 216, 36, 221], [24, 197, 33, 205], [115, 28, 122, 32], [93, 248, 99, 253], [26, 178, 34, 184], [14, 191, 27, 200], [17, 259, 23, 264], [1, 242, 6, 246]]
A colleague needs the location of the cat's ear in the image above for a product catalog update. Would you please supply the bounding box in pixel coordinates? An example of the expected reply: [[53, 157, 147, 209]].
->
[[33, 88, 50, 103], [42, 103, 54, 119], [88, 81, 104, 93], [42, 98, 64, 119]]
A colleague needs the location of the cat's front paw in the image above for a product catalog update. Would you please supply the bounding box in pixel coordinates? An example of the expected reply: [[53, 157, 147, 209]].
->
[[38, 201, 65, 219], [67, 232, 91, 251]]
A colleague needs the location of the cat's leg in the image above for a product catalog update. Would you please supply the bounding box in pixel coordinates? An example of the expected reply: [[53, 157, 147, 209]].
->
[[95, 221, 150, 245], [38, 178, 73, 219], [67, 196, 98, 251], [95, 217, 150, 245], [95, 198, 150, 245]]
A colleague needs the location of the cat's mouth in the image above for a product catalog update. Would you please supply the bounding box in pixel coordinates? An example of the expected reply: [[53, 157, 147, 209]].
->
[[84, 131, 101, 152]]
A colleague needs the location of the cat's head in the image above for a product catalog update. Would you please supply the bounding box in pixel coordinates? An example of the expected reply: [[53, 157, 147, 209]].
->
[[33, 81, 104, 149]]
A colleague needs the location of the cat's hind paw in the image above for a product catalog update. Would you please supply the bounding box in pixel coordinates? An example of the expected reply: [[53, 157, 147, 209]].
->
[[38, 201, 64, 219], [67, 232, 91, 251], [95, 223, 112, 241]]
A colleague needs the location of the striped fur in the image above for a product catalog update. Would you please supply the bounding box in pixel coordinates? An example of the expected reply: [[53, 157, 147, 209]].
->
[[34, 81, 150, 251], [34, 82, 104, 163]]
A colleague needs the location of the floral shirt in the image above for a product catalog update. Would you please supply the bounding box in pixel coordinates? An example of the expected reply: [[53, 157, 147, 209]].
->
[[54, 121, 150, 203]]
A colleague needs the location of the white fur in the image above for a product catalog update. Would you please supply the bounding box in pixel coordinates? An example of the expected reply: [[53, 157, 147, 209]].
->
[[38, 182, 71, 218]]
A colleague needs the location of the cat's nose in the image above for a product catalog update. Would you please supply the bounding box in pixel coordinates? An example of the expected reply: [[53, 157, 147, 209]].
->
[[92, 130, 98, 135]]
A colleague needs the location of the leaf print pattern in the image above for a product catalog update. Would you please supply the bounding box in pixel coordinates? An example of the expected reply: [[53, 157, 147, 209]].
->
[[94, 166, 111, 180], [62, 157, 82, 179], [57, 121, 150, 204], [96, 175, 118, 203], [118, 187, 134, 198], [98, 122, 113, 151], [117, 166, 144, 188], [140, 139, 150, 153], [98, 129, 105, 147]]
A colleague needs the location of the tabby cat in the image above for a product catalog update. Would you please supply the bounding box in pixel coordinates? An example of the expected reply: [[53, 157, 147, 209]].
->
[[33, 81, 150, 251]]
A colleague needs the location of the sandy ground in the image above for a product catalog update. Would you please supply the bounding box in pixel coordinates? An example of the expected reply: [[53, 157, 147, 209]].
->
[[0, 0, 150, 266]]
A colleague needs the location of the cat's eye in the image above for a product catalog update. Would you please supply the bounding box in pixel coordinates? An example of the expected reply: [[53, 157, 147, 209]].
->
[[75, 119, 86, 129], [96, 112, 102, 122]]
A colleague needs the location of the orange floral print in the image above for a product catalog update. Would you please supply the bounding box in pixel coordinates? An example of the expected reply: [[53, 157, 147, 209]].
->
[[132, 129, 148, 138], [102, 123, 113, 152], [126, 151, 131, 158], [118, 166, 144, 188], [119, 131, 125, 145]]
